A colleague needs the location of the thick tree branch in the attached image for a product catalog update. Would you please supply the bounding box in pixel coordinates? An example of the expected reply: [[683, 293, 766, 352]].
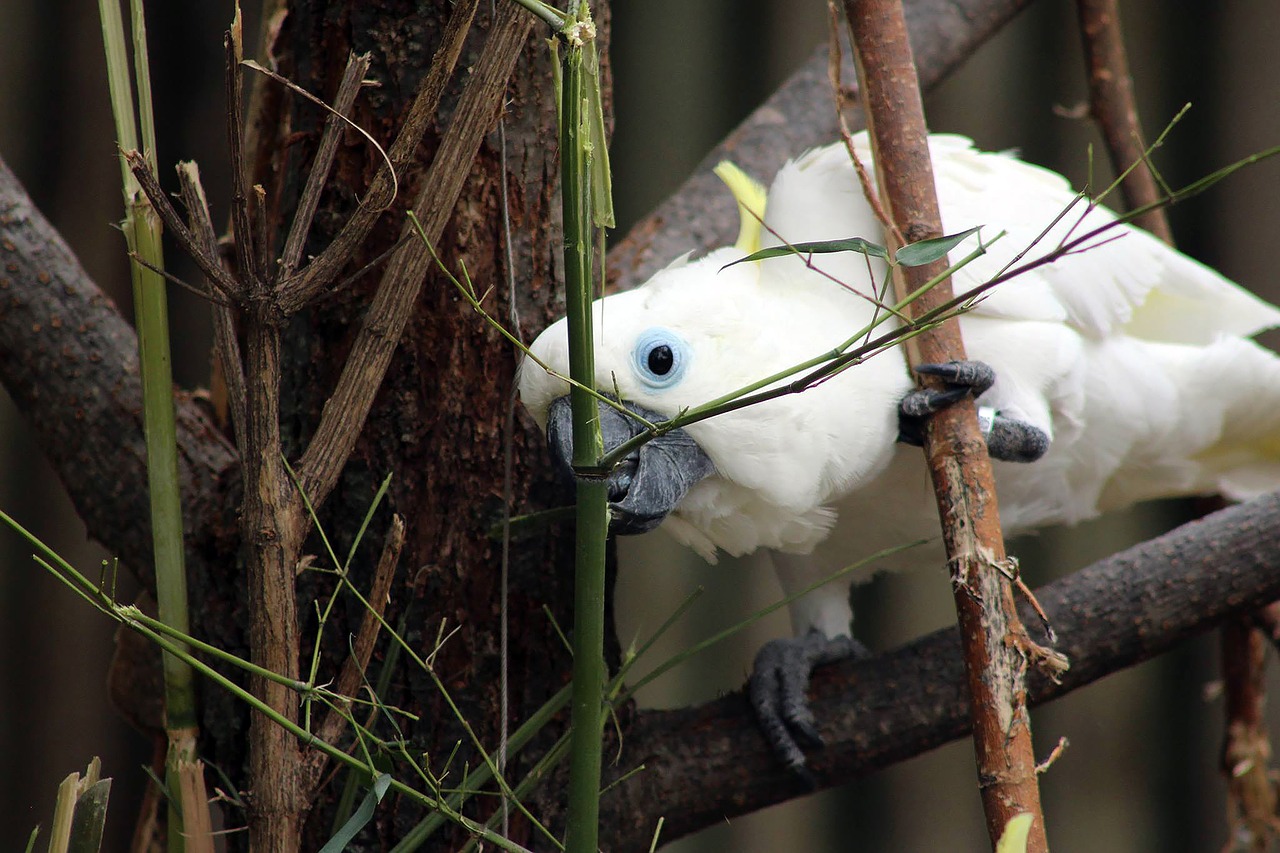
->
[[596, 491, 1280, 851], [0, 155, 236, 588]]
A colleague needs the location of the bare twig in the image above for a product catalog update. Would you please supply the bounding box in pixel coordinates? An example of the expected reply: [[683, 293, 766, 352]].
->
[[176, 160, 247, 451], [277, 52, 373, 279], [844, 2, 1050, 851], [224, 10, 262, 293], [124, 151, 241, 299], [296, 0, 534, 510], [305, 514, 405, 786], [1076, 0, 1174, 243], [277, 0, 481, 312]]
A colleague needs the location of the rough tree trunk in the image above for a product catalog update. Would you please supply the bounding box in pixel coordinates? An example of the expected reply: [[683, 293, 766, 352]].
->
[[197, 2, 604, 847]]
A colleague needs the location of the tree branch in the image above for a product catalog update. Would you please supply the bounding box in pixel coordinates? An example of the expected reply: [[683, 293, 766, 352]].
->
[[846, 0, 1049, 846], [1076, 0, 1174, 242], [0, 154, 237, 588], [596, 491, 1280, 851]]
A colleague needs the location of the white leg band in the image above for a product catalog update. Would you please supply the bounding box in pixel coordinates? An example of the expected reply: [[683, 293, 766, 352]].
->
[[977, 405, 997, 439]]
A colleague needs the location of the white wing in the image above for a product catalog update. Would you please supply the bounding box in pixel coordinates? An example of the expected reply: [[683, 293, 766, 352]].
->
[[761, 135, 1280, 344]]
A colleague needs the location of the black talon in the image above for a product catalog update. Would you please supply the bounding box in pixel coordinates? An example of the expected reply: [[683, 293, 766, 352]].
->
[[748, 630, 870, 779], [914, 359, 996, 396], [898, 385, 970, 418], [987, 417, 1050, 462]]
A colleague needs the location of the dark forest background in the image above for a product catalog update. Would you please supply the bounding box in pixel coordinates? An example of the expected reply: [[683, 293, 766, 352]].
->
[[2, 1, 1279, 850]]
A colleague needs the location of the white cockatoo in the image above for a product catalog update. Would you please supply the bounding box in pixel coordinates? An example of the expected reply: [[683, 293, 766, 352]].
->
[[517, 132, 1280, 775]]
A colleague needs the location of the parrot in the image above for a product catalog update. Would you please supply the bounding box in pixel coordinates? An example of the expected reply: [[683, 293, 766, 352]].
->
[[516, 131, 1280, 777]]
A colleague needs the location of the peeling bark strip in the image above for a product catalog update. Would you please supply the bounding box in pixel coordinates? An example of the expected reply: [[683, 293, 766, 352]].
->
[[844, 1, 1050, 850]]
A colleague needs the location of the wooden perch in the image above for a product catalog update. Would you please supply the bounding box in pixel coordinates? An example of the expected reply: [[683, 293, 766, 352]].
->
[[844, 0, 1048, 848]]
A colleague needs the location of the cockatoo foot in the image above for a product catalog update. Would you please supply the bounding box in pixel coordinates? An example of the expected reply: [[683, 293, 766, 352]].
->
[[898, 360, 1049, 462], [748, 629, 870, 782]]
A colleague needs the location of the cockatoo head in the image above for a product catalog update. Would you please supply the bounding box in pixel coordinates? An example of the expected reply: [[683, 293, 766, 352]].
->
[[518, 248, 761, 534]]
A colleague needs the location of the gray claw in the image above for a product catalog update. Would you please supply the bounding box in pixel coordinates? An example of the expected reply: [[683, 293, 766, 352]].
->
[[899, 385, 970, 419], [748, 630, 869, 779], [914, 359, 996, 396], [987, 417, 1050, 462]]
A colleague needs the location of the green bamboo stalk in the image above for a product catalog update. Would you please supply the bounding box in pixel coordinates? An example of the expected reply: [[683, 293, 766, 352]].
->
[[97, 1, 197, 848], [557, 4, 610, 852]]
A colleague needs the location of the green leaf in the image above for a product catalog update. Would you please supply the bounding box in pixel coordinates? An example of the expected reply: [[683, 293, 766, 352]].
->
[[320, 773, 392, 853], [894, 226, 982, 267], [721, 236, 891, 269]]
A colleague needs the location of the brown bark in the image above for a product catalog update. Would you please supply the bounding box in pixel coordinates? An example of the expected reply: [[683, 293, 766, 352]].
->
[[845, 1, 1049, 849]]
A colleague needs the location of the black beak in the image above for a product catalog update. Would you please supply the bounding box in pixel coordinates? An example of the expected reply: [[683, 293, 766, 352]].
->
[[546, 396, 716, 534]]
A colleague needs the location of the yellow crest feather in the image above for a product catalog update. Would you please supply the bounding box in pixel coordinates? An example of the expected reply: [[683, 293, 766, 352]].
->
[[713, 160, 767, 254]]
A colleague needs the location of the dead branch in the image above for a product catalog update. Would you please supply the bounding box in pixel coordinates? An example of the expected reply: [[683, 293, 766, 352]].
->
[[176, 161, 247, 451], [276, 0, 481, 312], [845, 1, 1048, 850], [277, 51, 373, 280]]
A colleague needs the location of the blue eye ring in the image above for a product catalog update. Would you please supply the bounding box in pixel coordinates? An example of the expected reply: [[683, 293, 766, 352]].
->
[[632, 327, 689, 388]]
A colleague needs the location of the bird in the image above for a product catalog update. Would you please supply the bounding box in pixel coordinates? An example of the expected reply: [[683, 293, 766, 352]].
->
[[516, 131, 1280, 777]]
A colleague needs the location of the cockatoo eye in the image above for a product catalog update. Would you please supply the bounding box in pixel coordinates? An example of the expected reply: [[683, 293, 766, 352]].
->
[[632, 327, 688, 388]]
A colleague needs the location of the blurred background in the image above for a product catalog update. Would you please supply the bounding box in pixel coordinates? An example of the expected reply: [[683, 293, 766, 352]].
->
[[1, 0, 1279, 850]]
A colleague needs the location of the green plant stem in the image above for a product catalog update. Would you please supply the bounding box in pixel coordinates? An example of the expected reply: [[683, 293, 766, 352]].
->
[[557, 6, 609, 852], [98, 1, 197, 848]]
